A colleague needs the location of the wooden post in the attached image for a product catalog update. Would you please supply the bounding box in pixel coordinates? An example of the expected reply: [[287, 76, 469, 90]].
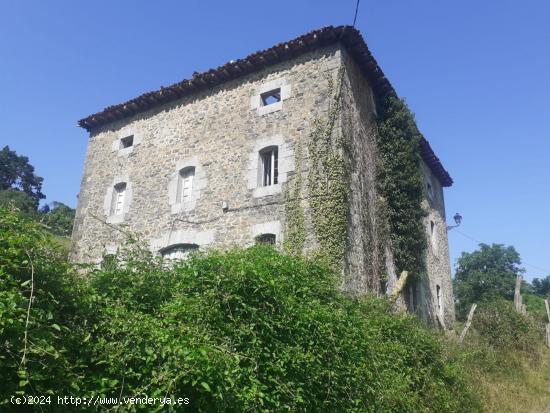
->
[[389, 271, 409, 305], [459, 303, 477, 343], [514, 275, 522, 313], [545, 299, 550, 349]]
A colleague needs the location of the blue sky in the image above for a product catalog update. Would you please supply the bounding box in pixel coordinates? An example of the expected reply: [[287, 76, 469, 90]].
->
[[1, 1, 549, 280]]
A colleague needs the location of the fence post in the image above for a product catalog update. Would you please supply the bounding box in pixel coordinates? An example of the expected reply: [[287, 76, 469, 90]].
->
[[545, 299, 550, 349], [459, 303, 477, 343], [514, 275, 522, 313]]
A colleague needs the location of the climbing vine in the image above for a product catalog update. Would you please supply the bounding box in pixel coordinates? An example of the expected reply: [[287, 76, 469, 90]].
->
[[306, 68, 351, 270], [283, 140, 306, 255], [376, 97, 428, 279]]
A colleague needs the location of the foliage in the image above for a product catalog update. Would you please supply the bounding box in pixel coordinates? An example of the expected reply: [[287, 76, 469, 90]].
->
[[283, 140, 306, 256], [453, 326, 550, 413], [375, 97, 427, 281], [0, 207, 479, 412], [0, 188, 38, 213], [40, 201, 76, 236], [522, 293, 549, 323], [0, 207, 91, 403], [453, 297, 550, 413], [453, 243, 524, 319], [307, 68, 351, 270], [532, 274, 550, 297], [471, 298, 541, 352], [0, 145, 45, 209]]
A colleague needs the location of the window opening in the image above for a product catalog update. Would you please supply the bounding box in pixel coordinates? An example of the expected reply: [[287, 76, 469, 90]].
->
[[260, 89, 281, 106], [161, 244, 199, 260], [256, 233, 276, 245], [111, 183, 127, 216], [177, 167, 195, 203], [426, 181, 434, 199], [120, 135, 134, 149], [259, 147, 278, 187]]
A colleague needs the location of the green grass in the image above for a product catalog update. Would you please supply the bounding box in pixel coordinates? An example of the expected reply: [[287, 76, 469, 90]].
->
[[49, 234, 71, 255], [475, 345, 550, 412]]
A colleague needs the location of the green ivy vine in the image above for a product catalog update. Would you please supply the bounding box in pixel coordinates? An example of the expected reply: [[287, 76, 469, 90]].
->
[[306, 68, 351, 270], [376, 97, 428, 280], [283, 140, 306, 255], [283, 71, 427, 282]]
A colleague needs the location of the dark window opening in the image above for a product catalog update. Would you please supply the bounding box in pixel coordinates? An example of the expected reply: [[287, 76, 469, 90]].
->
[[427, 182, 433, 197], [260, 147, 278, 187], [260, 89, 281, 106], [256, 233, 276, 245], [161, 243, 199, 260], [121, 135, 134, 149]]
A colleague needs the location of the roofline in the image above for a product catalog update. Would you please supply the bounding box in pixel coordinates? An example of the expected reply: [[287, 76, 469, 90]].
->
[[77, 25, 453, 186]]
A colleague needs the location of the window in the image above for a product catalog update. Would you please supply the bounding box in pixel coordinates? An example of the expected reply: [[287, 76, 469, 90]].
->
[[256, 233, 276, 245], [426, 181, 434, 199], [161, 244, 199, 260], [120, 135, 134, 149], [260, 88, 281, 106], [259, 147, 278, 187], [177, 167, 195, 203], [436, 285, 443, 316], [110, 183, 127, 216]]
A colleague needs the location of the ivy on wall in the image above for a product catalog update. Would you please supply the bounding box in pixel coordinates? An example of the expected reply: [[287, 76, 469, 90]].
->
[[376, 97, 428, 280], [306, 68, 351, 270], [283, 70, 427, 286], [283, 140, 306, 256]]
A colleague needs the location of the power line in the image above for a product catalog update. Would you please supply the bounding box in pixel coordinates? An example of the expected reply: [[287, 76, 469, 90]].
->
[[352, 0, 360, 27], [452, 228, 550, 274]]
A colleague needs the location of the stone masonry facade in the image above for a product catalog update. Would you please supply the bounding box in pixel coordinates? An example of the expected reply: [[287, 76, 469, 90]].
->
[[72, 27, 455, 326]]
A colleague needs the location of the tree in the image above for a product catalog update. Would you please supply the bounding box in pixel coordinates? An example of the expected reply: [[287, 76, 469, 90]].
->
[[40, 201, 76, 236], [0, 188, 38, 213], [454, 243, 524, 319], [0, 145, 45, 209], [532, 275, 550, 297]]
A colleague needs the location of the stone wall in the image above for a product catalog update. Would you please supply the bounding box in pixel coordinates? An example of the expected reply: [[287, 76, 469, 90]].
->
[[419, 161, 456, 326], [71, 46, 342, 264], [339, 49, 385, 295]]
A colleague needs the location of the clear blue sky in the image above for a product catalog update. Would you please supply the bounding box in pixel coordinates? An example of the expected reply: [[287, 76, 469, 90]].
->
[[1, 1, 549, 280]]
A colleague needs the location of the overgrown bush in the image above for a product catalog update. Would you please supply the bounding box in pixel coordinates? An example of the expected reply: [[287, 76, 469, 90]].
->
[[0, 207, 91, 402], [1, 208, 479, 412], [472, 299, 542, 352]]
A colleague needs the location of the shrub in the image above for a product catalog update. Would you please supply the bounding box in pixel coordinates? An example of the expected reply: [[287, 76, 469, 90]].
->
[[472, 298, 542, 352], [0, 207, 479, 411], [0, 207, 91, 402]]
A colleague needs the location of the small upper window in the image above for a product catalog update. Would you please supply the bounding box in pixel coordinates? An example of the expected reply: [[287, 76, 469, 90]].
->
[[161, 243, 199, 261], [259, 147, 278, 187], [260, 89, 281, 106], [110, 183, 127, 216], [256, 233, 276, 245], [120, 135, 134, 149], [177, 167, 195, 203]]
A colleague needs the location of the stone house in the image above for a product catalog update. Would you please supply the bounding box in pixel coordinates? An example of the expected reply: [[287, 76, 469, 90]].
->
[[72, 26, 455, 326]]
